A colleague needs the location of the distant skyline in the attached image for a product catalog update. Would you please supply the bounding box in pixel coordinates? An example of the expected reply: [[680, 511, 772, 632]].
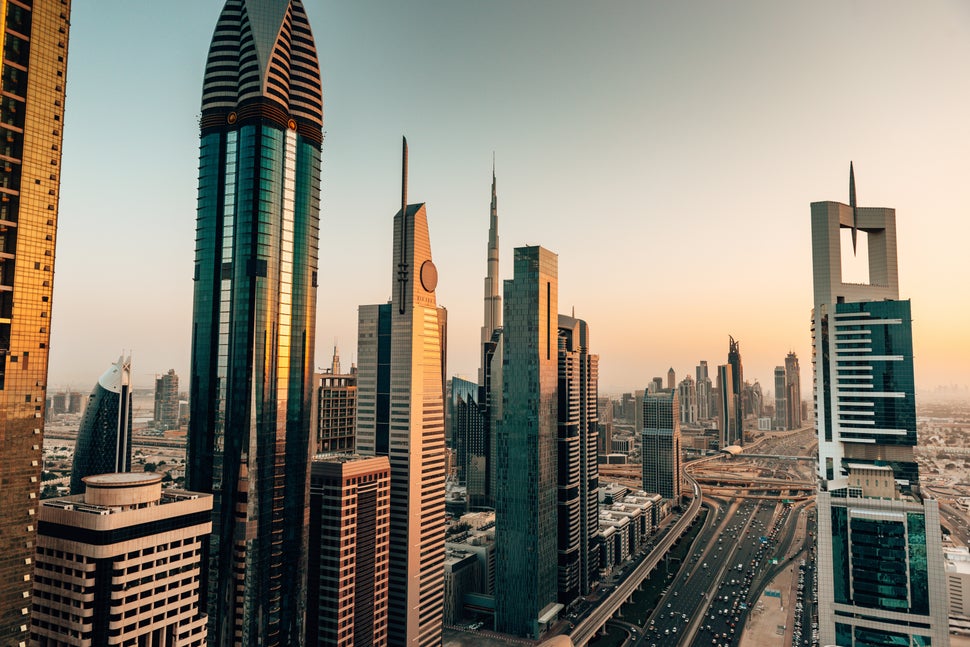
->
[[49, 1, 970, 394]]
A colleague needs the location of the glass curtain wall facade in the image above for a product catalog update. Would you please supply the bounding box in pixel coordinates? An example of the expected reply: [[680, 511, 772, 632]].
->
[[641, 391, 682, 501], [495, 246, 559, 639], [0, 1, 71, 641], [187, 2, 323, 645], [70, 355, 133, 494]]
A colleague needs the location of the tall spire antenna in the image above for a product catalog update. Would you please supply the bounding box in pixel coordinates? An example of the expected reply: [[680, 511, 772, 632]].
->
[[398, 136, 409, 314], [849, 161, 858, 255]]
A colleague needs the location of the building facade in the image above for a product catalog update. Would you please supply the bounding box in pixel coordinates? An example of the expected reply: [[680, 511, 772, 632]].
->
[[773, 365, 787, 430], [677, 374, 697, 425], [641, 391, 682, 501], [70, 355, 133, 494], [812, 165, 950, 647], [307, 454, 390, 647], [186, 2, 323, 644], [154, 368, 180, 430], [310, 347, 357, 455], [31, 473, 211, 647], [557, 314, 599, 604], [716, 363, 738, 448], [495, 246, 560, 638], [784, 351, 801, 429], [355, 140, 446, 647], [0, 1, 72, 640], [727, 336, 744, 444]]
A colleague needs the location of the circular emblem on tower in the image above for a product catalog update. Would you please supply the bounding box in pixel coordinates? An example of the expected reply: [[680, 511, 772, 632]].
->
[[227, 112, 237, 125], [420, 260, 438, 292], [288, 118, 297, 131]]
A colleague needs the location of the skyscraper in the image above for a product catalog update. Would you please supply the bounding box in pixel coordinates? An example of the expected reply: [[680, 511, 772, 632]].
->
[[310, 346, 357, 455], [666, 367, 675, 391], [355, 139, 446, 647], [0, 2, 71, 640], [727, 336, 744, 444], [32, 473, 212, 647], [696, 361, 712, 420], [307, 454, 390, 647], [186, 1, 323, 644], [784, 351, 801, 429], [154, 368, 180, 430], [641, 391, 681, 501], [716, 363, 737, 448], [557, 314, 599, 603], [70, 355, 133, 494], [480, 162, 501, 384], [451, 376, 484, 499], [812, 165, 949, 647], [677, 374, 697, 424], [495, 246, 560, 638], [773, 365, 787, 430]]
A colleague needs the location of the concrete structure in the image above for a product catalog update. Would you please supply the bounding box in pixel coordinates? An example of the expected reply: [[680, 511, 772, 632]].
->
[[356, 140, 446, 647], [480, 163, 501, 385], [812, 164, 950, 647], [310, 347, 357, 455], [557, 314, 600, 603], [443, 549, 480, 625], [0, 2, 72, 641], [186, 2, 323, 644], [495, 246, 560, 639], [944, 547, 970, 621], [31, 473, 211, 646], [641, 391, 682, 501], [784, 351, 802, 429], [154, 369, 180, 430], [307, 454, 390, 647], [666, 367, 675, 391], [696, 360, 713, 420], [70, 355, 133, 494]]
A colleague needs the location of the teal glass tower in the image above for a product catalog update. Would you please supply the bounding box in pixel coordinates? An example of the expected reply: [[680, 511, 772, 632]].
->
[[187, 1, 322, 645], [495, 246, 560, 639]]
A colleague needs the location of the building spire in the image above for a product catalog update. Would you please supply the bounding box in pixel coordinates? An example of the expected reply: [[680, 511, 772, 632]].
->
[[480, 155, 502, 383], [849, 161, 858, 255], [398, 136, 409, 314], [331, 345, 341, 374]]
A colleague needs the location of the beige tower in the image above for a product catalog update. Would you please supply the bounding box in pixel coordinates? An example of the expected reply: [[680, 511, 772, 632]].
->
[[31, 473, 212, 646], [356, 139, 446, 647]]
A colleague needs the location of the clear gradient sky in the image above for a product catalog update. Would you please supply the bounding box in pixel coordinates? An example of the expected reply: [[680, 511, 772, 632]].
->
[[49, 1, 970, 396]]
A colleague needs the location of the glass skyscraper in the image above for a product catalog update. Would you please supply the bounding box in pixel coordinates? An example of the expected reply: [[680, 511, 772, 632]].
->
[[641, 391, 682, 501], [495, 245, 560, 639], [70, 355, 133, 494], [0, 1, 71, 642], [812, 166, 949, 647], [186, 1, 322, 645]]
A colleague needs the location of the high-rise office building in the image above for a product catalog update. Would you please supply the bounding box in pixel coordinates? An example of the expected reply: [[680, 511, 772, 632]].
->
[[0, 2, 71, 640], [186, 2, 322, 644], [495, 246, 560, 638], [696, 361, 712, 420], [480, 163, 501, 384], [773, 365, 787, 430], [784, 351, 801, 429], [727, 336, 744, 444], [307, 454, 390, 647], [154, 368, 180, 430], [812, 165, 949, 647], [596, 396, 613, 456], [451, 376, 484, 498], [356, 140, 446, 647], [641, 391, 681, 501], [32, 473, 212, 647], [677, 374, 697, 425], [557, 314, 599, 604], [310, 346, 357, 455], [716, 363, 738, 448], [69, 355, 133, 494], [666, 367, 675, 391]]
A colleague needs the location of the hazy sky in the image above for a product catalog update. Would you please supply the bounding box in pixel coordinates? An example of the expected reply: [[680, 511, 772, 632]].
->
[[49, 1, 970, 395]]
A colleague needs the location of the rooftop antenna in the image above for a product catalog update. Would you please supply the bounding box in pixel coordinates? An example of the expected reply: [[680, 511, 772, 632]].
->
[[397, 136, 409, 314]]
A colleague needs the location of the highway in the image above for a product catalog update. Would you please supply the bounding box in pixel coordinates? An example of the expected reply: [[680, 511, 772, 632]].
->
[[569, 474, 702, 646]]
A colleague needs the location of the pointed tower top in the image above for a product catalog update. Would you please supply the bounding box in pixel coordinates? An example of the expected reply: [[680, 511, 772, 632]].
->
[[849, 161, 859, 255], [402, 136, 408, 215], [331, 345, 341, 375]]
